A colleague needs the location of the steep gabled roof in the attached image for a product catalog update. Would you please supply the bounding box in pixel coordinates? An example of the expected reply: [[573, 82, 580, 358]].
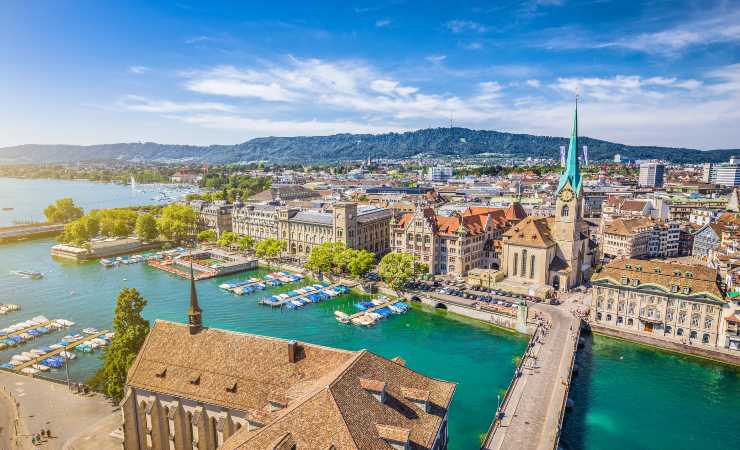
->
[[502, 216, 556, 248]]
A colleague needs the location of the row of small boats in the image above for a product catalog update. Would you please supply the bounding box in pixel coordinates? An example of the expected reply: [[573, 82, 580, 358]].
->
[[334, 297, 410, 326], [0, 303, 20, 315], [100, 247, 188, 268], [260, 284, 349, 308], [1, 330, 114, 375], [0, 317, 75, 350], [219, 272, 305, 295]]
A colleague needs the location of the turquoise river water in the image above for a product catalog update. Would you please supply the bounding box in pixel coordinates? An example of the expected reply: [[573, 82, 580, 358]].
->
[[0, 178, 738, 449]]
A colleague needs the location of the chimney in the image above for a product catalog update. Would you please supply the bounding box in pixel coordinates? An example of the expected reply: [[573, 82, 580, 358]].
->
[[287, 340, 299, 363], [360, 378, 387, 403], [402, 387, 431, 413]]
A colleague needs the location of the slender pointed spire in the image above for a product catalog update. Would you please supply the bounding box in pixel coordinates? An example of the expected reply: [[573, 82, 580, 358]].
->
[[188, 254, 202, 334], [557, 96, 582, 194]]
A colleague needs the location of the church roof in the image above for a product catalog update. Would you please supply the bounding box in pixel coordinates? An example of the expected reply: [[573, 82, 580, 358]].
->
[[556, 101, 583, 195], [127, 321, 456, 450], [502, 216, 556, 248]]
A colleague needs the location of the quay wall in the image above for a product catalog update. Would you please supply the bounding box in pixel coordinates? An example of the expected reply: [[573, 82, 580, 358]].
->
[[0, 223, 65, 243], [590, 324, 740, 367]]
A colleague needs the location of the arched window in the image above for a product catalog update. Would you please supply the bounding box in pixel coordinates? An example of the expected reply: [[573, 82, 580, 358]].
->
[[521, 249, 527, 277], [561, 205, 570, 217], [530, 255, 535, 279], [513, 253, 519, 276]]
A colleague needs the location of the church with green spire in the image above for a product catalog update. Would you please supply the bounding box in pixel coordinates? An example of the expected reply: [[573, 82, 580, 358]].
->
[[494, 101, 594, 296]]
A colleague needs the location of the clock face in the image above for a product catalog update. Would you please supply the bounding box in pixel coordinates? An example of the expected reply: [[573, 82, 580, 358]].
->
[[559, 188, 574, 202]]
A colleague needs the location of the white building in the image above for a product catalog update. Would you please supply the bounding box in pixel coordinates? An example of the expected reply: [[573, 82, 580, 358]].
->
[[428, 166, 453, 182], [639, 161, 665, 188], [703, 158, 740, 187]]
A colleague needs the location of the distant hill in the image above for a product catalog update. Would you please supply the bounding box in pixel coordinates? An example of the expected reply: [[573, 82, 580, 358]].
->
[[0, 127, 736, 164]]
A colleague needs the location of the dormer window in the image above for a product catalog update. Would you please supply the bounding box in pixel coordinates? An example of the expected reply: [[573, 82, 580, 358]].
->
[[376, 424, 411, 450], [155, 368, 167, 378], [621, 277, 629, 285], [625, 264, 632, 269], [673, 270, 682, 277], [671, 285, 679, 293], [631, 278, 639, 287], [686, 272, 694, 278], [226, 382, 238, 393], [401, 387, 431, 413], [682, 286, 691, 294], [635, 266, 642, 272], [190, 375, 201, 385], [654, 267, 662, 274], [360, 378, 387, 404]]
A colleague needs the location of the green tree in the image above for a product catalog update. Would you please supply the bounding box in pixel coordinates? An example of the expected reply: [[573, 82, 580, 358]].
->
[[347, 249, 376, 278], [197, 229, 217, 243], [306, 242, 338, 275], [378, 252, 419, 290], [254, 238, 286, 267], [135, 213, 158, 241], [44, 198, 83, 223], [157, 204, 197, 244], [238, 235, 255, 252], [58, 214, 100, 245], [217, 231, 238, 248], [90, 288, 150, 402]]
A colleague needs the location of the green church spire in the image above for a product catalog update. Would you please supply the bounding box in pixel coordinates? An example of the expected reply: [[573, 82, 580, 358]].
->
[[557, 97, 582, 194]]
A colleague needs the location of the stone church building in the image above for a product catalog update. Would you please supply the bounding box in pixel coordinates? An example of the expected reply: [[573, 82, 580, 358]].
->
[[494, 103, 594, 297]]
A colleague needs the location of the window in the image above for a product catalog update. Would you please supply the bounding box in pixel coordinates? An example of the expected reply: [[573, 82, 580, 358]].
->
[[522, 250, 527, 277], [690, 330, 698, 339], [702, 333, 710, 344], [617, 316, 623, 324], [627, 318, 634, 326], [691, 313, 700, 327], [513, 253, 519, 276], [704, 318, 713, 329], [606, 314, 612, 321], [607, 299, 614, 311], [628, 302, 636, 314], [561, 205, 569, 217], [666, 325, 672, 333], [678, 311, 686, 324], [677, 328, 684, 336], [530, 255, 535, 279], [596, 312, 602, 321]]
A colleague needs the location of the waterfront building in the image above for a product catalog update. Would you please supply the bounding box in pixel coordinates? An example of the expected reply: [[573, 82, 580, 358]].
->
[[170, 170, 202, 184], [638, 161, 665, 188], [390, 204, 525, 277], [601, 218, 680, 261], [231, 202, 393, 257], [121, 278, 456, 449], [493, 102, 594, 295], [590, 259, 727, 348], [190, 200, 233, 236], [599, 196, 668, 233]]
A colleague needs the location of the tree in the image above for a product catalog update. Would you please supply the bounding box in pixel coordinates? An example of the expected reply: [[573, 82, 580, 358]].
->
[[378, 252, 419, 290], [255, 238, 286, 267], [347, 249, 376, 278], [217, 231, 238, 248], [306, 242, 338, 275], [157, 204, 196, 244], [44, 198, 83, 223], [238, 235, 255, 252], [135, 213, 158, 241], [197, 229, 217, 243], [58, 214, 100, 245], [89, 288, 150, 402]]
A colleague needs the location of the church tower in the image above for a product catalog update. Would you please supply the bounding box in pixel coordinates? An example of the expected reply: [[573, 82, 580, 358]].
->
[[188, 259, 203, 334], [554, 99, 583, 242]]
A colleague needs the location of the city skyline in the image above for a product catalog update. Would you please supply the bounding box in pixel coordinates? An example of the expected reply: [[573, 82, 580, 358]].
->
[[2, 0, 740, 149]]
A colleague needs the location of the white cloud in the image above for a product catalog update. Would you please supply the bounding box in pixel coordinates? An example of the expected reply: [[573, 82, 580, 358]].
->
[[446, 20, 489, 33], [128, 66, 150, 74], [119, 95, 235, 113], [600, 8, 740, 55], [462, 42, 483, 50], [375, 19, 391, 28], [425, 55, 447, 63], [526, 79, 541, 88]]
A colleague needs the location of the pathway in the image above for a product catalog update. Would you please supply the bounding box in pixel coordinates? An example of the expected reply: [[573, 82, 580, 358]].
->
[[484, 303, 580, 450], [0, 371, 119, 449]]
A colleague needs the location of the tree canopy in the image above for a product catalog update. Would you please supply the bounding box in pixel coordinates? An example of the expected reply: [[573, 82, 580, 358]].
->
[[135, 213, 159, 241], [254, 238, 286, 265], [89, 288, 150, 402], [217, 231, 238, 248], [305, 243, 376, 278], [378, 252, 423, 289], [44, 198, 83, 223], [197, 229, 217, 243], [157, 203, 197, 244]]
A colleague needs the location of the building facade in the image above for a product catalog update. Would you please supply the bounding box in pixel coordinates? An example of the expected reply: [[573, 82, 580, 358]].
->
[[638, 161, 665, 188], [601, 218, 680, 261], [390, 204, 525, 277], [591, 259, 727, 348], [190, 200, 233, 236]]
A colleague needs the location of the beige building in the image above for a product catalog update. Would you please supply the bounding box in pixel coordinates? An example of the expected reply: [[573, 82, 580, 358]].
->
[[121, 279, 456, 450], [591, 259, 728, 348], [190, 200, 233, 237], [494, 103, 593, 295], [248, 184, 320, 203], [390, 204, 526, 277], [231, 202, 393, 257], [601, 217, 680, 261]]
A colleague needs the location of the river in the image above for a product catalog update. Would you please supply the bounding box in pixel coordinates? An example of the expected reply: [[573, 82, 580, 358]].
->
[[0, 178, 738, 449]]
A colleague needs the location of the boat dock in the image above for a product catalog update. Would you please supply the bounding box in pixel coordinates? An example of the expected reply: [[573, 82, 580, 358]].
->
[[11, 331, 109, 373], [147, 259, 216, 280], [348, 298, 401, 320], [259, 283, 347, 308]]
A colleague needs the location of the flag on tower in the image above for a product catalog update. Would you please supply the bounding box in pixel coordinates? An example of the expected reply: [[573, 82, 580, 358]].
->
[[560, 146, 566, 167], [582, 145, 589, 166]]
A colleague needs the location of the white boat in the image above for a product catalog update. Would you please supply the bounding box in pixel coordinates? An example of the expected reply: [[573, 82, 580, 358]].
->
[[21, 367, 39, 375], [11, 270, 43, 280], [60, 351, 76, 360], [32, 364, 50, 372], [334, 311, 350, 324]]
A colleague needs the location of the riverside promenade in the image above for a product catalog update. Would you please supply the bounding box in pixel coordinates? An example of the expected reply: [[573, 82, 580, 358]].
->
[[483, 303, 580, 450], [0, 223, 64, 242]]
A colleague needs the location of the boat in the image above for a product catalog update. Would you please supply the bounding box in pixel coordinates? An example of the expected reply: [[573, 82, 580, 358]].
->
[[11, 270, 43, 279], [334, 311, 350, 324], [1, 207, 13, 211]]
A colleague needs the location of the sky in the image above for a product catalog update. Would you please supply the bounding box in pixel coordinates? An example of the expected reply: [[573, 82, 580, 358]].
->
[[2, 0, 740, 149]]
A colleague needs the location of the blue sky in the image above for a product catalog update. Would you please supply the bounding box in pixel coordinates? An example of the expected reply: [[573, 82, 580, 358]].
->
[[2, 0, 740, 149]]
